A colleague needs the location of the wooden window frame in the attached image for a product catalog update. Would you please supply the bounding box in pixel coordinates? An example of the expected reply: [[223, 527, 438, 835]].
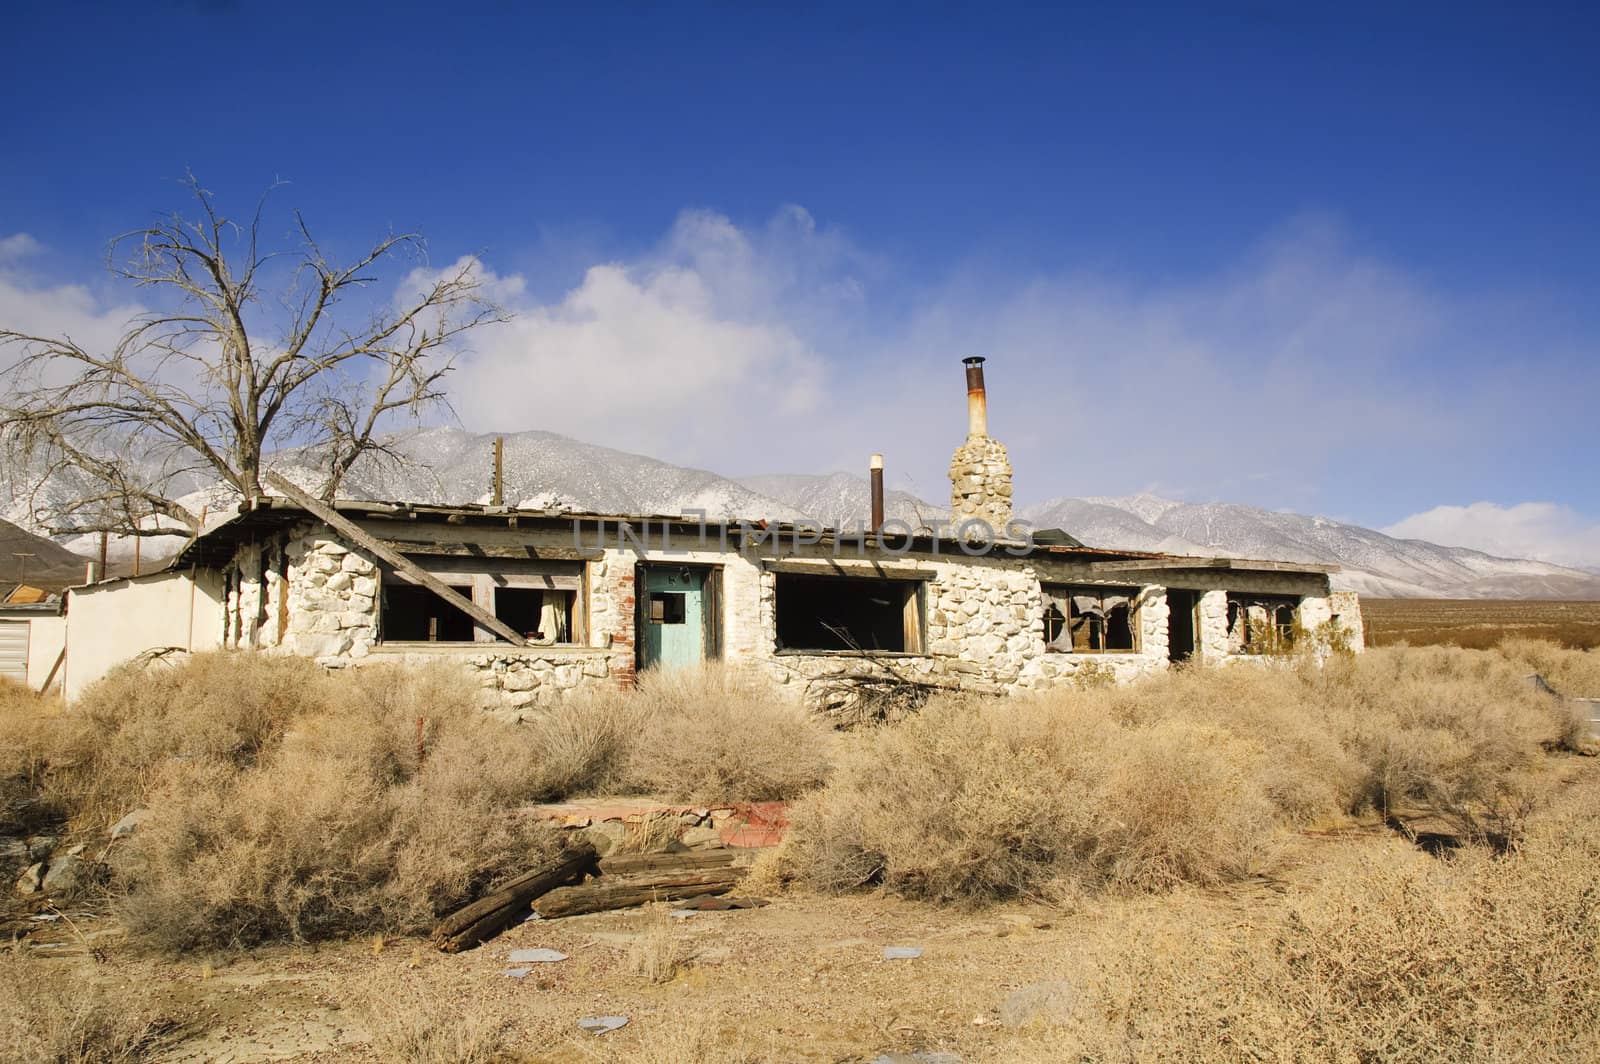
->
[[1042, 584, 1141, 655], [379, 557, 588, 646]]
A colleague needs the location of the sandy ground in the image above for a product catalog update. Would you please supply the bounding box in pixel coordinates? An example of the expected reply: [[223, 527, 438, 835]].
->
[[12, 836, 1353, 1064]]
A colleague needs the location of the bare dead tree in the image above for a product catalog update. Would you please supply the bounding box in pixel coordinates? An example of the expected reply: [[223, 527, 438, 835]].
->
[[0, 175, 508, 539]]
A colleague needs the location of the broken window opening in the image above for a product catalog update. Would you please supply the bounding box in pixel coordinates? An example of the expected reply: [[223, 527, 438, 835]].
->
[[1042, 585, 1139, 653], [379, 557, 585, 646], [1227, 593, 1300, 654], [382, 583, 477, 642], [495, 587, 574, 644], [775, 573, 923, 654]]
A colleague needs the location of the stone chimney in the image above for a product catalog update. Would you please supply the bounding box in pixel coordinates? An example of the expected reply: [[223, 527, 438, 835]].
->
[[948, 356, 1013, 531]]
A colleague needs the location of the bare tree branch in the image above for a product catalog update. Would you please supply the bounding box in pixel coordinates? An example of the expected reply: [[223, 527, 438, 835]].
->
[[0, 176, 509, 540]]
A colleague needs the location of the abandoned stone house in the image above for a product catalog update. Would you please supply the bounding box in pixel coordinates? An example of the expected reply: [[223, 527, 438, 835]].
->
[[56, 357, 1362, 707]]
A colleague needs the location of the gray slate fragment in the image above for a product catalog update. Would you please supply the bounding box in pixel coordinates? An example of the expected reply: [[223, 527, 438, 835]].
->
[[110, 809, 152, 840], [882, 946, 924, 960], [508, 948, 567, 963], [871, 1054, 962, 1064], [502, 967, 531, 979], [578, 1015, 629, 1034], [41, 855, 83, 896], [15, 862, 44, 895]]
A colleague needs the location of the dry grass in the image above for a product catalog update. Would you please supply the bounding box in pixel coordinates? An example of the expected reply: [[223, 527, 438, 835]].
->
[[348, 976, 509, 1064], [626, 907, 688, 984], [781, 644, 1594, 903], [994, 779, 1600, 1062], [780, 696, 1278, 903], [511, 661, 835, 803], [620, 664, 835, 802], [0, 952, 169, 1063], [112, 659, 566, 951], [3, 653, 830, 953], [0, 677, 69, 834]]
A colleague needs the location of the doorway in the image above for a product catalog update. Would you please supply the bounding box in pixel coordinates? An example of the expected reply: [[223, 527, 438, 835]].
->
[[638, 564, 721, 672], [1167, 589, 1199, 662]]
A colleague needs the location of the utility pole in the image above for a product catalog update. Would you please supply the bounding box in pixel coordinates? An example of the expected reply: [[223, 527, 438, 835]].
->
[[492, 436, 505, 506]]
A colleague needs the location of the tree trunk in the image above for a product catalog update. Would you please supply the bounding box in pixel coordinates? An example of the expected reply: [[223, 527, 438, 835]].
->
[[531, 867, 746, 920], [431, 845, 598, 952]]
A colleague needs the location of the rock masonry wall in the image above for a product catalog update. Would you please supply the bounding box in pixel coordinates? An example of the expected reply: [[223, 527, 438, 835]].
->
[[218, 519, 1361, 722], [948, 434, 1014, 530]]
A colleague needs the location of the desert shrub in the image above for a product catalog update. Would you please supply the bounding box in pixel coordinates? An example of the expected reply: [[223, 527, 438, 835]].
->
[[780, 695, 1278, 902], [113, 660, 565, 951], [0, 678, 72, 833], [514, 688, 643, 800], [1006, 782, 1600, 1062], [0, 952, 168, 1063], [1499, 636, 1600, 699], [784, 644, 1591, 903], [1308, 646, 1585, 827], [620, 664, 834, 802], [1096, 665, 1367, 824], [53, 652, 328, 830]]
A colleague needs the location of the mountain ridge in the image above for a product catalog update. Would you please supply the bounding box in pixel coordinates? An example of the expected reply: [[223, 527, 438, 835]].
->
[[4, 427, 1594, 600]]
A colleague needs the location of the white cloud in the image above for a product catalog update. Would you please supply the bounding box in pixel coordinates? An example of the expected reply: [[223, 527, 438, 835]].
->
[[1384, 502, 1600, 569], [4, 214, 1596, 546], [0, 234, 42, 263], [0, 234, 144, 374], [435, 215, 838, 468]]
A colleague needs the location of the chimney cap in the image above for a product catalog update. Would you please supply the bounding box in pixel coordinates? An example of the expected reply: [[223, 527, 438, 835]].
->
[[962, 356, 987, 367], [869, 453, 884, 470]]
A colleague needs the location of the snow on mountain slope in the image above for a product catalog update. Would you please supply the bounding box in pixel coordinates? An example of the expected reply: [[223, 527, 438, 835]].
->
[[734, 472, 944, 527], [1027, 494, 1600, 599], [6, 427, 1595, 599]]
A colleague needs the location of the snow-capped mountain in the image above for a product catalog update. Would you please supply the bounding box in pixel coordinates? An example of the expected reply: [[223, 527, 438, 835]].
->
[[1024, 493, 1600, 599], [5, 427, 1595, 599]]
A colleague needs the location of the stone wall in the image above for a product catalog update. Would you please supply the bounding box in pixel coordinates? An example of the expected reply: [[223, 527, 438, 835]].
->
[[213, 516, 1363, 718], [948, 434, 1014, 530]]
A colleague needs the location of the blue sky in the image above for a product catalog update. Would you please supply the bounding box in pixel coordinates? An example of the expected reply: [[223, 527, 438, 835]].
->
[[2, 3, 1597, 564]]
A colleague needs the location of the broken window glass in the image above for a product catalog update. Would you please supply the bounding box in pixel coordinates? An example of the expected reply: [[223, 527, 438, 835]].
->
[[1226, 593, 1300, 654], [1042, 586, 1139, 653]]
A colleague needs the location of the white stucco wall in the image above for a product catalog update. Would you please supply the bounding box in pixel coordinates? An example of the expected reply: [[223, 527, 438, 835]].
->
[[27, 615, 66, 694], [64, 569, 227, 702]]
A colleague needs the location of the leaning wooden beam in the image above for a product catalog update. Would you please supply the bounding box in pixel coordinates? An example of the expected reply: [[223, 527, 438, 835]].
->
[[531, 867, 746, 919], [432, 845, 599, 952], [263, 473, 528, 646]]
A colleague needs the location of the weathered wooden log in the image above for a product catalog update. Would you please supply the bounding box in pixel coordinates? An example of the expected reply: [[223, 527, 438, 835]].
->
[[597, 850, 737, 876], [432, 845, 598, 952], [531, 867, 745, 919]]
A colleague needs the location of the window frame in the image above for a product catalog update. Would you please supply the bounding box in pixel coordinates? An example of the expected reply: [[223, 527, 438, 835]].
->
[[772, 571, 926, 656], [378, 556, 587, 646], [1041, 584, 1142, 655], [1225, 593, 1301, 655]]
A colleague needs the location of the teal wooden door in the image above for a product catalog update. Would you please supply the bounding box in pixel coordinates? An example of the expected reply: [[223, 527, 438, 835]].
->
[[640, 567, 704, 671]]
